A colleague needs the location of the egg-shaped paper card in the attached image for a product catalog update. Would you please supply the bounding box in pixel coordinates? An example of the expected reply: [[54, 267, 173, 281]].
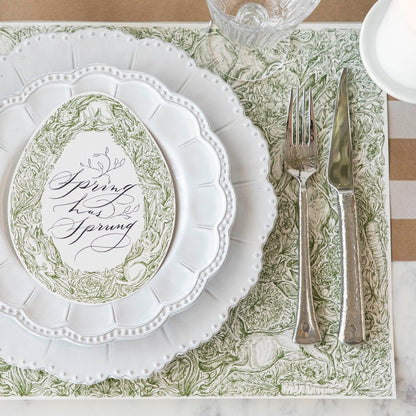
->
[[8, 93, 175, 304]]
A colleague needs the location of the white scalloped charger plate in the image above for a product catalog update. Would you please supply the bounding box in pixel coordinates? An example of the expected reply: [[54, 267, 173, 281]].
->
[[0, 66, 235, 344], [0, 28, 276, 384]]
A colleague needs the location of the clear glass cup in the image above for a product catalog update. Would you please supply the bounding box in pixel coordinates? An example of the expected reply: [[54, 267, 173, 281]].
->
[[199, 0, 321, 81]]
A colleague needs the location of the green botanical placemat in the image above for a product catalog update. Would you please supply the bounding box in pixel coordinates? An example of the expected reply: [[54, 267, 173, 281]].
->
[[0, 23, 395, 398]]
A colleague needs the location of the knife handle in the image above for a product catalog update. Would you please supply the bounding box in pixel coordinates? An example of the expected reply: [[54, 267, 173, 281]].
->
[[337, 192, 365, 344]]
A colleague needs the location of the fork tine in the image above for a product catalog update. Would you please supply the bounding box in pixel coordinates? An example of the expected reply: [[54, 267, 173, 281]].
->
[[286, 88, 294, 148], [295, 88, 299, 145], [301, 87, 306, 145], [309, 88, 317, 151]]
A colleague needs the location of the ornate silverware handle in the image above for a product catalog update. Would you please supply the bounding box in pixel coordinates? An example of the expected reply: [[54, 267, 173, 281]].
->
[[293, 184, 321, 344], [338, 191, 365, 344]]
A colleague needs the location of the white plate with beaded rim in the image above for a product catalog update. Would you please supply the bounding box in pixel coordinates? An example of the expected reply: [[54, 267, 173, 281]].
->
[[0, 28, 276, 384], [0, 65, 235, 345]]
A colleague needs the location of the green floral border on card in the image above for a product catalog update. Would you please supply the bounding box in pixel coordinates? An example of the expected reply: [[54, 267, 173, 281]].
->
[[0, 24, 395, 398], [9, 93, 175, 304]]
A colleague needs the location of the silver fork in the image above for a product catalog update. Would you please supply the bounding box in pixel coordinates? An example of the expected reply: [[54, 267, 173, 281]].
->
[[285, 88, 321, 344]]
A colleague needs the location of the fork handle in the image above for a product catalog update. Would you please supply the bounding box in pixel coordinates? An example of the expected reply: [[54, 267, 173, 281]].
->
[[293, 184, 321, 344], [337, 191, 365, 344]]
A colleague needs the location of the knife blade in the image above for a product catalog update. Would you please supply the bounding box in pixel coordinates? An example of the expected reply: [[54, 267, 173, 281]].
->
[[328, 68, 365, 345]]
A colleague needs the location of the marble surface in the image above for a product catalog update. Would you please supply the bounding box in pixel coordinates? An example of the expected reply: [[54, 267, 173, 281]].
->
[[0, 261, 412, 414]]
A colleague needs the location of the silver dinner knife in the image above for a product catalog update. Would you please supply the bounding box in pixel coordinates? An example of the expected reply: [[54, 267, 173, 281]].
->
[[328, 68, 365, 344]]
